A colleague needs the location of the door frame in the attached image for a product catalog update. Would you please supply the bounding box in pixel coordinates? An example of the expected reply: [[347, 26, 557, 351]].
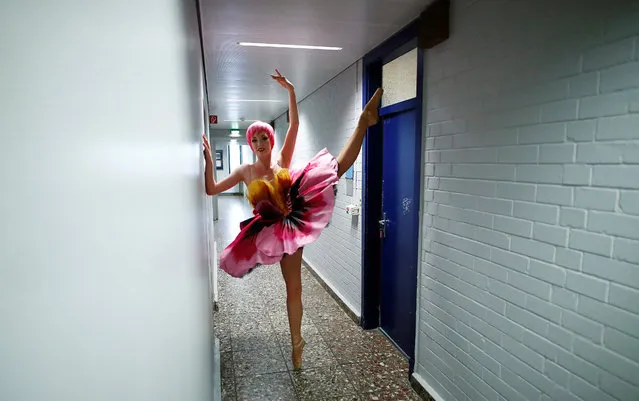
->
[[360, 19, 424, 373]]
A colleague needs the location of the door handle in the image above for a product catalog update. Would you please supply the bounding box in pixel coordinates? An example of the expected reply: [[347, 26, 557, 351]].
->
[[378, 213, 389, 239]]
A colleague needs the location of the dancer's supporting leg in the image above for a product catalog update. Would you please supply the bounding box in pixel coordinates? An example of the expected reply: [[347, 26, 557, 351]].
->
[[278, 88, 383, 370], [336, 88, 383, 178], [280, 248, 305, 369]]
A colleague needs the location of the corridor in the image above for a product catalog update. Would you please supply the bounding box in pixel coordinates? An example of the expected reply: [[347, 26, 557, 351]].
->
[[4, 1, 639, 401], [213, 196, 426, 401]]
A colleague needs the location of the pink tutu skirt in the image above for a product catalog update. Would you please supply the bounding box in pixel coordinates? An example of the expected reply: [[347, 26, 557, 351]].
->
[[219, 149, 339, 278]]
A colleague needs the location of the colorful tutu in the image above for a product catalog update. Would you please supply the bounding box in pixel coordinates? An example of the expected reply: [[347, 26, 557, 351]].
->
[[219, 148, 339, 278]]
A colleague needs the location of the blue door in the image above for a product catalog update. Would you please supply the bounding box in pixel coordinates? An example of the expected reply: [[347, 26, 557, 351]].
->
[[379, 99, 420, 358], [361, 29, 423, 372]]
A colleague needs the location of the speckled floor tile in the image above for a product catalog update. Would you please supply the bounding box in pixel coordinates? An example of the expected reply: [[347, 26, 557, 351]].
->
[[341, 360, 406, 394], [325, 336, 371, 365], [356, 350, 410, 371], [363, 387, 422, 400], [218, 334, 232, 353], [220, 352, 234, 379], [221, 375, 236, 401], [213, 305, 234, 321], [303, 288, 337, 304], [213, 313, 233, 334], [360, 330, 406, 357], [310, 396, 361, 401], [233, 345, 288, 377], [315, 319, 365, 342], [272, 323, 321, 346], [320, 322, 367, 340], [306, 300, 350, 317], [269, 309, 315, 330], [235, 372, 297, 401], [213, 196, 426, 401], [231, 331, 279, 353], [227, 301, 270, 318], [326, 331, 408, 368], [291, 365, 358, 401], [228, 315, 273, 334], [281, 334, 339, 370]]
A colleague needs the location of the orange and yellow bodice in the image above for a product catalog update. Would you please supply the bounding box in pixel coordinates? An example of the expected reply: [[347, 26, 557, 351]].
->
[[246, 168, 293, 216]]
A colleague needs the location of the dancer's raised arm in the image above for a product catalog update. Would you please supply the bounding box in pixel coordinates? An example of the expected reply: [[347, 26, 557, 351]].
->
[[271, 69, 299, 169]]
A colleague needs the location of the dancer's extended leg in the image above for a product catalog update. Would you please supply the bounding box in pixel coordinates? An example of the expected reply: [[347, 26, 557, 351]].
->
[[336, 88, 383, 178]]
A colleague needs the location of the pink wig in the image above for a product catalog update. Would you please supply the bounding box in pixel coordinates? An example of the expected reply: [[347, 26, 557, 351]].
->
[[245, 121, 275, 150]]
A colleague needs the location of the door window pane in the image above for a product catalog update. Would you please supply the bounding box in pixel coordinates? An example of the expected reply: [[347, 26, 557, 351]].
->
[[382, 48, 417, 107]]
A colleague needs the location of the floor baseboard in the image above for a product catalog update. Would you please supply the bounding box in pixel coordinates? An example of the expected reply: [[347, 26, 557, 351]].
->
[[302, 261, 360, 326], [410, 373, 439, 401]]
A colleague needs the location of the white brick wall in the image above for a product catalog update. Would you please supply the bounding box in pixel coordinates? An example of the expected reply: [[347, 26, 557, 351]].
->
[[273, 62, 364, 314], [416, 1, 639, 401]]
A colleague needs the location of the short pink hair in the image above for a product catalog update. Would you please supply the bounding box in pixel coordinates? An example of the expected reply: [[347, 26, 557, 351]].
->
[[246, 121, 275, 150]]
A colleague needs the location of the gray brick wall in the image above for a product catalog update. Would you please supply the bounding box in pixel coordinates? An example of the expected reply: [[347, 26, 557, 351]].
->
[[273, 62, 364, 314], [416, 1, 639, 400]]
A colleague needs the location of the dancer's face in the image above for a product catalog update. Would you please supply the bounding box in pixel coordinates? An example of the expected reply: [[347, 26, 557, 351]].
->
[[251, 130, 271, 156]]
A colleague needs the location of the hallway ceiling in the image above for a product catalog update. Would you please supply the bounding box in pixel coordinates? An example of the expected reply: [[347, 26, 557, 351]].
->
[[200, 0, 430, 131]]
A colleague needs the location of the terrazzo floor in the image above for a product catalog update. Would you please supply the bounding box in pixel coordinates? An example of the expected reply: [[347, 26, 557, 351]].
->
[[212, 196, 425, 401]]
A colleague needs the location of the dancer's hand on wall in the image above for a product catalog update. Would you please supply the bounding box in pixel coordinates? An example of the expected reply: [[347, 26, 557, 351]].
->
[[202, 134, 213, 163]]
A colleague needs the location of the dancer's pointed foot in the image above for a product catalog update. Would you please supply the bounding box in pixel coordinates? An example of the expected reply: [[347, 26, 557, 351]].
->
[[363, 88, 383, 127], [292, 338, 306, 370]]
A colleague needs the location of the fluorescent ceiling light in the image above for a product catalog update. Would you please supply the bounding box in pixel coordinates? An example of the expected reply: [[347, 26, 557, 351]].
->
[[224, 119, 258, 123], [226, 99, 282, 102], [238, 42, 342, 51], [229, 130, 241, 137]]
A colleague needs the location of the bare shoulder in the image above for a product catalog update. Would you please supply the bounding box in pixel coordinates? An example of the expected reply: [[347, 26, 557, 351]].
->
[[237, 163, 252, 183], [235, 163, 249, 174]]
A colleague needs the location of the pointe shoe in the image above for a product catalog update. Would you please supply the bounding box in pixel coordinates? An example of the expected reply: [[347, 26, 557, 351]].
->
[[292, 338, 306, 370]]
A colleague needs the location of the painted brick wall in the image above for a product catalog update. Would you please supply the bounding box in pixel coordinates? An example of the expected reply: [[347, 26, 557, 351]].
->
[[274, 62, 364, 314], [415, 1, 639, 401]]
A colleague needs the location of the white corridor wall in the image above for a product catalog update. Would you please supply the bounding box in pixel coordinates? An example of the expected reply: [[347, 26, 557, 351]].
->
[[0, 1, 214, 400], [415, 1, 639, 401]]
